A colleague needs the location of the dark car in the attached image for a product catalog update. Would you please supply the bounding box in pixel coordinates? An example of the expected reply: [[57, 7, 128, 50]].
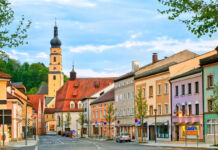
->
[[116, 133, 131, 143]]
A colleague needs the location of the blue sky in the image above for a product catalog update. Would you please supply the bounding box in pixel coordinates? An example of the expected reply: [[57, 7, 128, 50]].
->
[[5, 0, 218, 77]]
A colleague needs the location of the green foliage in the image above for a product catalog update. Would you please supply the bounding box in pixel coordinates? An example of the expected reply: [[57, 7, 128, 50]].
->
[[211, 83, 218, 114], [0, 0, 31, 48], [65, 111, 71, 128], [60, 113, 64, 131], [78, 111, 85, 137], [104, 102, 116, 139], [157, 0, 218, 38]]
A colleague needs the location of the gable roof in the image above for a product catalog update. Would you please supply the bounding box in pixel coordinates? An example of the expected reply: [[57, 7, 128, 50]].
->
[[0, 72, 11, 79], [44, 108, 55, 114], [200, 54, 218, 66], [135, 62, 177, 80], [27, 95, 44, 113], [36, 82, 48, 95], [55, 78, 115, 112], [7, 92, 24, 104], [90, 88, 114, 105], [114, 71, 134, 82]]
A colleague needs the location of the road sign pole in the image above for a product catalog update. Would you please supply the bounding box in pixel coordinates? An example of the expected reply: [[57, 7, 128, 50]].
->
[[2, 109, 4, 147]]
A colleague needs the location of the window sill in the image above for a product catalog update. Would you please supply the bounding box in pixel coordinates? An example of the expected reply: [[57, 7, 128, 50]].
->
[[207, 87, 214, 90]]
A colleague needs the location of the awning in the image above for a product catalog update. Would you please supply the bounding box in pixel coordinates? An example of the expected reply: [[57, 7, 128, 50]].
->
[[174, 122, 200, 126], [150, 121, 168, 126]]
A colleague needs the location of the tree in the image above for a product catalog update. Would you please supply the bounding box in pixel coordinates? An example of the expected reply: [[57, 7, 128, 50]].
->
[[211, 83, 218, 114], [78, 111, 85, 138], [60, 113, 64, 132], [135, 88, 148, 143], [65, 111, 71, 129], [0, 0, 31, 48], [157, 0, 218, 38], [104, 102, 116, 139]]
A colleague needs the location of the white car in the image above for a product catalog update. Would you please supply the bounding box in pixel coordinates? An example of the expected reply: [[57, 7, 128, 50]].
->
[[116, 133, 131, 143]]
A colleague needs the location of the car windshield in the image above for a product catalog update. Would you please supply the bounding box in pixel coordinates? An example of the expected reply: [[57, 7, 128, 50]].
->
[[121, 133, 129, 136]]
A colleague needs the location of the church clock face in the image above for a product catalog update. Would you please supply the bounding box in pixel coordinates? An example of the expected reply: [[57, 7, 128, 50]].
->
[[53, 66, 57, 70]]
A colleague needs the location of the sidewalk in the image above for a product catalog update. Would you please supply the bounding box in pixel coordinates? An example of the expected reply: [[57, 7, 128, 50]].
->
[[8, 136, 39, 148], [140, 140, 218, 149]]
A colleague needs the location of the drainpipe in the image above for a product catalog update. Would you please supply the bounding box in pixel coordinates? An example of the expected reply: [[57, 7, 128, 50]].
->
[[170, 81, 173, 141], [202, 69, 205, 142]]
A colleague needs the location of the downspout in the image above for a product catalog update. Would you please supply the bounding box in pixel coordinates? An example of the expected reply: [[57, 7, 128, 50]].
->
[[202, 69, 205, 142], [170, 80, 173, 141]]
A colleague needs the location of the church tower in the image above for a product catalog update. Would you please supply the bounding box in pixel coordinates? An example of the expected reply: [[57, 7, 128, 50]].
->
[[48, 21, 64, 97]]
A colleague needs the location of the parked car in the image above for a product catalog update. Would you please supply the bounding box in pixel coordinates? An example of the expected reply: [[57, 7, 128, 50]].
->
[[62, 131, 67, 136], [116, 133, 131, 143], [65, 131, 70, 137]]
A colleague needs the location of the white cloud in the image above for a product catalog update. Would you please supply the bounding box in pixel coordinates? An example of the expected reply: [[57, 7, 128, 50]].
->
[[36, 52, 49, 59], [63, 68, 122, 78], [11, 49, 29, 57], [69, 36, 218, 53], [44, 0, 96, 7]]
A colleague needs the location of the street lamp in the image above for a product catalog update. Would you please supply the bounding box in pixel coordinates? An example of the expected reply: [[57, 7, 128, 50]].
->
[[154, 109, 157, 143]]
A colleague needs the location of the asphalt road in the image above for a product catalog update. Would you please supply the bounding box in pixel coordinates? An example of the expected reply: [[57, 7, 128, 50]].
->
[[5, 135, 218, 150]]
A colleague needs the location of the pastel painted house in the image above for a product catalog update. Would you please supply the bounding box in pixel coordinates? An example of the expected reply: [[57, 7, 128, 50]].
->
[[200, 52, 218, 144], [170, 68, 203, 141]]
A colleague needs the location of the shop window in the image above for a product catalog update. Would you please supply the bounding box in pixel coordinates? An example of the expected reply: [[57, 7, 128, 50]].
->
[[207, 119, 218, 134], [195, 81, 199, 93], [157, 125, 169, 138], [195, 104, 199, 115], [188, 83, 192, 95], [175, 86, 179, 97], [181, 84, 185, 96], [207, 75, 214, 89]]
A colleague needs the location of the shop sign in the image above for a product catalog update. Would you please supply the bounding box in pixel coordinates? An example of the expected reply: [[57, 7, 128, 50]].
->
[[186, 126, 197, 135]]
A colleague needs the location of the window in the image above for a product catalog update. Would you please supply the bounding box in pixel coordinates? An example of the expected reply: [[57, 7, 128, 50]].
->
[[165, 104, 168, 115], [182, 84, 185, 96], [158, 104, 162, 115], [207, 75, 214, 88], [70, 101, 75, 109], [104, 110, 106, 116], [165, 83, 168, 94], [175, 86, 179, 96], [195, 103, 199, 115], [208, 100, 214, 112], [149, 86, 153, 97], [115, 95, 118, 102], [93, 111, 95, 119], [96, 110, 98, 119], [182, 105, 185, 116], [176, 105, 179, 116], [188, 104, 192, 116], [207, 119, 218, 135], [143, 88, 146, 98], [188, 83, 192, 94], [100, 110, 103, 118], [195, 82, 199, 93], [78, 102, 83, 109], [128, 92, 130, 99], [54, 57, 56, 62], [120, 94, 122, 101], [53, 75, 56, 80], [158, 84, 162, 95], [150, 106, 153, 115]]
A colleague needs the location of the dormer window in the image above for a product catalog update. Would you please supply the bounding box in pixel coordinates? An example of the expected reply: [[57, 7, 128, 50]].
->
[[78, 101, 83, 109], [70, 101, 75, 109], [94, 81, 100, 88]]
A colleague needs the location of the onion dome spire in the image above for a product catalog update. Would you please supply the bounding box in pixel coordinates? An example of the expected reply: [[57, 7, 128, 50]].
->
[[50, 18, 61, 48]]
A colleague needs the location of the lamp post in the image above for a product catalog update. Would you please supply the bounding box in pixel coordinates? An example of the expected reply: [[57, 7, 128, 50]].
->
[[154, 109, 157, 143], [25, 103, 27, 145]]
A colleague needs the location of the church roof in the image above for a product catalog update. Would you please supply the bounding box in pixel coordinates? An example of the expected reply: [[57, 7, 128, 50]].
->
[[27, 95, 44, 113], [0, 72, 11, 79], [55, 77, 115, 112], [36, 82, 48, 95]]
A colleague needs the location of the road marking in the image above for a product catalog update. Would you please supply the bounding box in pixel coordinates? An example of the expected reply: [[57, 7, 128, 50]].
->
[[35, 145, 38, 150], [57, 139, 64, 144]]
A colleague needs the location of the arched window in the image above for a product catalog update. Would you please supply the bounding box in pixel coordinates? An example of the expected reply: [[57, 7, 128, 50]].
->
[[54, 57, 56, 62], [70, 101, 75, 109], [53, 75, 56, 80], [78, 101, 83, 109]]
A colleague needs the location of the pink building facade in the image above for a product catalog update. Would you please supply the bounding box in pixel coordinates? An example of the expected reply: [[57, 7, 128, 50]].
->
[[170, 68, 204, 141]]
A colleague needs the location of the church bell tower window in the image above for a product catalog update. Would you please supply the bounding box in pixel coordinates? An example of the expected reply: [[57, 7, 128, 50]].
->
[[54, 57, 56, 62], [53, 75, 56, 80]]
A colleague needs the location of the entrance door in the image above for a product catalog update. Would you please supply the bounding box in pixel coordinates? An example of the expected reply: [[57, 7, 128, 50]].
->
[[149, 126, 155, 140], [175, 126, 179, 141], [100, 127, 103, 137]]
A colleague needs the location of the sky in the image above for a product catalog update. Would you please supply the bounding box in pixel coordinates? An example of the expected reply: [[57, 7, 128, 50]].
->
[[5, 0, 218, 77]]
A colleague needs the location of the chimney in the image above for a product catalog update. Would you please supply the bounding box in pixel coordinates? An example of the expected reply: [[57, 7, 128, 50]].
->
[[132, 61, 139, 72], [152, 53, 158, 63], [70, 65, 76, 81]]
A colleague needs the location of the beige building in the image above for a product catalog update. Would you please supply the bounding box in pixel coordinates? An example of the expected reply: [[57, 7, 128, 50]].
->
[[115, 61, 139, 140]]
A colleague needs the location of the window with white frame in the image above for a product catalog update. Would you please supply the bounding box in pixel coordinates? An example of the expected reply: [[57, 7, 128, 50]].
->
[[165, 104, 168, 115], [158, 104, 162, 115], [120, 94, 122, 101], [70, 101, 75, 109], [96, 110, 98, 119], [165, 83, 168, 94], [78, 101, 83, 109], [116, 95, 119, 102], [143, 88, 146, 98], [128, 92, 130, 99], [100, 110, 103, 118], [158, 84, 162, 95], [207, 119, 218, 135]]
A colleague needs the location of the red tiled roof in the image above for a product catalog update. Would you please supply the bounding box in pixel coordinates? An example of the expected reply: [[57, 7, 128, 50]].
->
[[27, 95, 44, 113], [44, 108, 55, 114], [55, 78, 115, 112], [91, 88, 114, 105], [0, 72, 11, 79]]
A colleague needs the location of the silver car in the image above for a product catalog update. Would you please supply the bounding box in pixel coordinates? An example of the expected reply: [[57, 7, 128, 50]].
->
[[116, 133, 131, 143]]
